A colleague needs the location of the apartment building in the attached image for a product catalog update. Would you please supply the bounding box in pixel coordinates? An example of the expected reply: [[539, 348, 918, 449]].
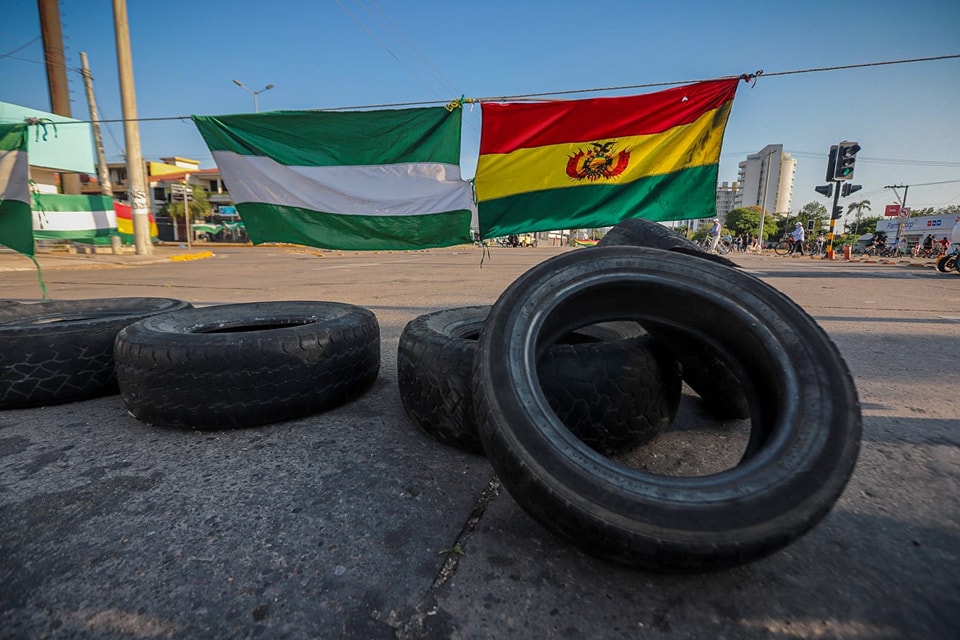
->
[[736, 144, 796, 216]]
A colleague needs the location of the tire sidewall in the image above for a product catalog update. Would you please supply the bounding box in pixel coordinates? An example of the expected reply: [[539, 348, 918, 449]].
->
[[474, 247, 861, 565]]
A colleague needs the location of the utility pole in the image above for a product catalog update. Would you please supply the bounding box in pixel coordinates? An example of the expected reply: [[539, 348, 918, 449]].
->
[[37, 0, 81, 195], [112, 0, 152, 255], [886, 184, 910, 246], [79, 52, 112, 197]]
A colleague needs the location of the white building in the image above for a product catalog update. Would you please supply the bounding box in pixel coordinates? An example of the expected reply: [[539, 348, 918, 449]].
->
[[737, 144, 796, 216], [715, 181, 741, 222]]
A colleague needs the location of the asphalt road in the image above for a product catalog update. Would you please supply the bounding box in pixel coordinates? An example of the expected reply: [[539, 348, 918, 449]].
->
[[1, 245, 958, 639]]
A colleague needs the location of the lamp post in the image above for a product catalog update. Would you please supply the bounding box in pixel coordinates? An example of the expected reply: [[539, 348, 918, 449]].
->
[[232, 79, 274, 113], [755, 147, 778, 252]]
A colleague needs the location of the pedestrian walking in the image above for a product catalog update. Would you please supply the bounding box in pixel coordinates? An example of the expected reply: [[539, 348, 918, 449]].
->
[[707, 218, 722, 254], [788, 222, 805, 256]]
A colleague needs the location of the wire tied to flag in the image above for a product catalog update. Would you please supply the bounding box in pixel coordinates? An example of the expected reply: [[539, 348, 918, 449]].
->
[[445, 95, 478, 112], [24, 117, 58, 142], [739, 70, 763, 87]]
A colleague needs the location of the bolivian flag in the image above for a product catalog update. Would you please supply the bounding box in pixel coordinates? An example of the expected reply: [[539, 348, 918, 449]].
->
[[475, 78, 740, 239]]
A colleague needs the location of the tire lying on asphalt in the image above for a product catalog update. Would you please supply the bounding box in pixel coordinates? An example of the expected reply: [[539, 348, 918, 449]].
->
[[114, 301, 380, 429], [598, 216, 748, 419], [598, 216, 739, 268], [0, 298, 192, 409], [473, 246, 861, 572], [935, 254, 958, 273], [397, 306, 681, 455]]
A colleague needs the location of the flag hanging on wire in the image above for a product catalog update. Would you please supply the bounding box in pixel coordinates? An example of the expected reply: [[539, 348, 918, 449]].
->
[[474, 78, 741, 239], [192, 108, 473, 251], [0, 123, 33, 256]]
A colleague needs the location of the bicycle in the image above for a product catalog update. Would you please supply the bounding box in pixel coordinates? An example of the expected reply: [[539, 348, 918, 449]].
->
[[773, 237, 794, 256]]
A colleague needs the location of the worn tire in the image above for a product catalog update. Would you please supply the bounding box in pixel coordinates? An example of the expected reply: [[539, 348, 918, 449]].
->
[[397, 306, 680, 455], [935, 254, 957, 273], [115, 301, 380, 429], [598, 216, 738, 269], [0, 298, 192, 409], [473, 247, 861, 572], [597, 217, 748, 418]]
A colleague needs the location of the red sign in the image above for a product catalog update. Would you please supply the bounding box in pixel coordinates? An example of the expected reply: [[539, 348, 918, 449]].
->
[[884, 204, 901, 217]]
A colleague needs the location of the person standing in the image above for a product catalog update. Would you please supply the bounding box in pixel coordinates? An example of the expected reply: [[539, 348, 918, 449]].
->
[[707, 218, 722, 254], [788, 222, 806, 256]]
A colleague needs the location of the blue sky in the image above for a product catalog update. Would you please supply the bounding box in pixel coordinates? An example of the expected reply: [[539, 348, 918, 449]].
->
[[2, 0, 959, 215]]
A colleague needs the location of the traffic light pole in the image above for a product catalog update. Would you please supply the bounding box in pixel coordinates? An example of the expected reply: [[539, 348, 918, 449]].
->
[[825, 181, 842, 260], [820, 141, 860, 260]]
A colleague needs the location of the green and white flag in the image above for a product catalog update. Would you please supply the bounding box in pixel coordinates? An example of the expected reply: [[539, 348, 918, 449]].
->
[[0, 123, 33, 256], [192, 108, 473, 251]]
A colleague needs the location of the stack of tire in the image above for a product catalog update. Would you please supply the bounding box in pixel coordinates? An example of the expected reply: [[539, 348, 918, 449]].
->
[[398, 217, 862, 573]]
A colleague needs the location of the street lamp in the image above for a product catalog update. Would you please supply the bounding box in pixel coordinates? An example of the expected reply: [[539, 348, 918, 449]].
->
[[755, 147, 778, 251], [232, 79, 274, 113]]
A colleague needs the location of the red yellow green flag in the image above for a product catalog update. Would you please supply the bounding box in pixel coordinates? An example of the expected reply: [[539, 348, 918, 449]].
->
[[474, 78, 741, 239]]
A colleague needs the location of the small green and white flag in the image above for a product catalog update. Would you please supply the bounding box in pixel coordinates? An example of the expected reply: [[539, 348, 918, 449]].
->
[[0, 123, 33, 256], [192, 107, 473, 251]]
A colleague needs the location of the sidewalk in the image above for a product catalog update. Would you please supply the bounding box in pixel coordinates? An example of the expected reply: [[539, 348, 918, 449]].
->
[[0, 243, 219, 273]]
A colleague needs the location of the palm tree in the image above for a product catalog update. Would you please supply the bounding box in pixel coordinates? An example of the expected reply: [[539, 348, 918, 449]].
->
[[847, 199, 872, 236]]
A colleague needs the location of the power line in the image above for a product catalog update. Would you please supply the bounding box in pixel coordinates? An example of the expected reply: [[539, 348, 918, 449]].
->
[[19, 53, 960, 123], [0, 36, 41, 60], [334, 0, 445, 101], [782, 151, 960, 168], [360, 0, 461, 98]]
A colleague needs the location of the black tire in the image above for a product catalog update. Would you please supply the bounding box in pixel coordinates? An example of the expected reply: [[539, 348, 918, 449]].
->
[[114, 301, 380, 429], [473, 247, 861, 572], [397, 306, 681, 455], [0, 298, 192, 409], [936, 254, 957, 273], [596, 218, 749, 419], [598, 217, 738, 268], [651, 326, 751, 420], [774, 240, 792, 256]]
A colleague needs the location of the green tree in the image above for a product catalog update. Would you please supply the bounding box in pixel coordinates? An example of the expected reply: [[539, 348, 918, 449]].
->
[[161, 184, 211, 222], [724, 206, 763, 237], [846, 199, 871, 236]]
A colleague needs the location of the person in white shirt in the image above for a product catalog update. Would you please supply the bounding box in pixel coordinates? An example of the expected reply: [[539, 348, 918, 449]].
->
[[707, 218, 722, 254], [788, 222, 806, 256]]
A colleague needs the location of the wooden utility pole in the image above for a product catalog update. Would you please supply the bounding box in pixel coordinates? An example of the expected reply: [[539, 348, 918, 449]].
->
[[79, 52, 112, 197], [37, 0, 81, 194], [112, 0, 152, 254]]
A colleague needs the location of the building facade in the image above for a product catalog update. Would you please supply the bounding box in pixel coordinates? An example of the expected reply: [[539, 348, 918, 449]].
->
[[715, 181, 741, 222], [736, 144, 796, 216]]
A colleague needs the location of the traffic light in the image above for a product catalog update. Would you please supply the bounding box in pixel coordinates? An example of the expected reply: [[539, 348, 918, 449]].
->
[[815, 184, 833, 197], [833, 141, 860, 181], [832, 205, 844, 219], [841, 183, 862, 197], [825, 145, 838, 182]]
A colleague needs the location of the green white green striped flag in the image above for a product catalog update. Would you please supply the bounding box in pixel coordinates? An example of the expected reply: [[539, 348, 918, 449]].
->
[[192, 107, 473, 251], [0, 123, 33, 256]]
